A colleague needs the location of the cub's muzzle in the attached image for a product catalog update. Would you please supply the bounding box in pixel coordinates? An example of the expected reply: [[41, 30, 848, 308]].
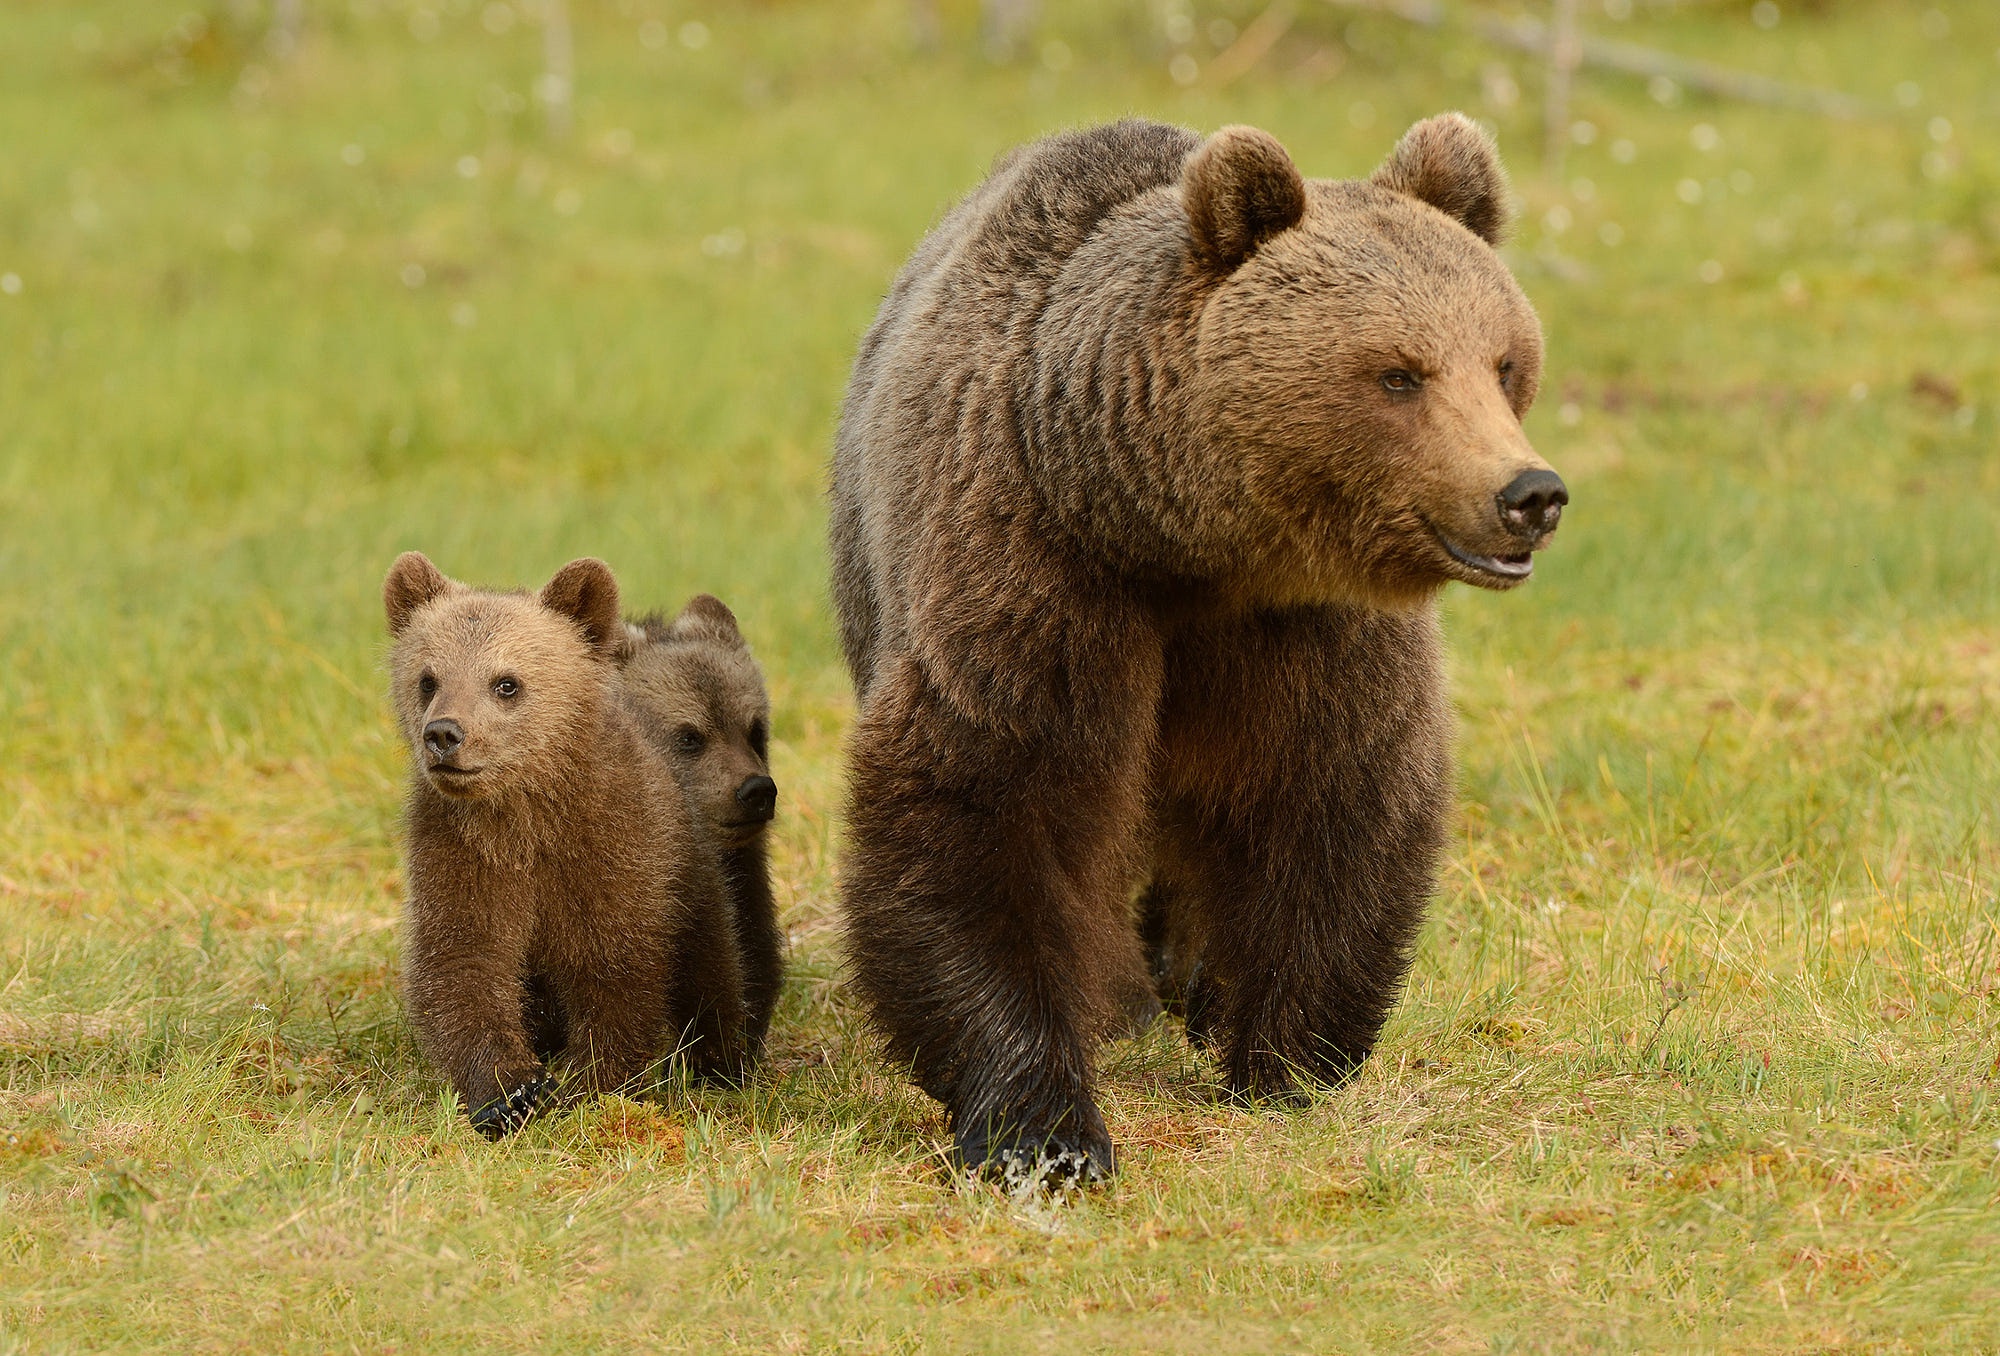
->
[[423, 718, 464, 764], [734, 775, 778, 823]]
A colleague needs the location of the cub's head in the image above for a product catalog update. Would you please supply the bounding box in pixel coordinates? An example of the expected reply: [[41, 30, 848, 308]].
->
[[620, 595, 775, 848], [383, 552, 624, 801], [1184, 114, 1565, 606]]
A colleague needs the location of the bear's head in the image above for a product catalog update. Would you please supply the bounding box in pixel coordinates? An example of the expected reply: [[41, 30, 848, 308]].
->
[[383, 552, 624, 802], [620, 595, 776, 848], [1184, 113, 1565, 608]]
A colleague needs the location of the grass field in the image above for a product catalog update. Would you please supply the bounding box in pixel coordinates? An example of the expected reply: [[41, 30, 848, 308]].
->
[[3, 0, 1998, 1349]]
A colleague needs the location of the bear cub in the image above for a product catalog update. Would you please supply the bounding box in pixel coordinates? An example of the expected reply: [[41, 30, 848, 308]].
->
[[384, 552, 747, 1138], [619, 596, 784, 1059]]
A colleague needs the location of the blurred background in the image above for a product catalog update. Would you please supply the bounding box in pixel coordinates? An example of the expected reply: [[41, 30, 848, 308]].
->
[[3, 2, 1993, 751]]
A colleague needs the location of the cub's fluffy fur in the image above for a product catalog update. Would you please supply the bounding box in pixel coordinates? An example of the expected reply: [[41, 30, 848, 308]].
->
[[384, 552, 745, 1138], [620, 596, 783, 1059]]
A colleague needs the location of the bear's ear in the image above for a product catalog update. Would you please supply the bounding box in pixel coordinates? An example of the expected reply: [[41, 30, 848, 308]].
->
[[539, 558, 623, 655], [668, 594, 745, 649], [383, 551, 455, 636], [1183, 125, 1307, 273], [1370, 112, 1511, 246]]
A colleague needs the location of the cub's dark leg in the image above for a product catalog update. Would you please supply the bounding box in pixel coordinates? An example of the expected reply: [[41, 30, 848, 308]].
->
[[1153, 604, 1452, 1098], [663, 855, 751, 1084], [841, 654, 1157, 1185], [722, 840, 784, 1061]]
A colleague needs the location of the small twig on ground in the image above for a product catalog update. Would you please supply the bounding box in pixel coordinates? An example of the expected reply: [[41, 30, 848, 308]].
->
[[1324, 0, 1867, 118], [1208, 2, 1299, 87], [1543, 0, 1579, 178], [268, 0, 302, 59], [1638, 963, 1703, 1062], [541, 0, 574, 141]]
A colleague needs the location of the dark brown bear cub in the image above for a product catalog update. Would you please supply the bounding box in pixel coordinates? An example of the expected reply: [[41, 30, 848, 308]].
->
[[830, 115, 1566, 1184], [620, 596, 783, 1061], [384, 552, 745, 1138]]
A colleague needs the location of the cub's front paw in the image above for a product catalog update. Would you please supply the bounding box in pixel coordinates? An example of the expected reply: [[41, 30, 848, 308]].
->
[[468, 1072, 551, 1140]]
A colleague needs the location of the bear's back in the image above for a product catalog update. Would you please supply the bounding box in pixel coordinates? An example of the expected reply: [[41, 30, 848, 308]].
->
[[858, 121, 1195, 377], [832, 121, 1199, 689]]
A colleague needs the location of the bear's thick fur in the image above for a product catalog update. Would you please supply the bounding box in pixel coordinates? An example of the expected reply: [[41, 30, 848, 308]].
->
[[829, 115, 1565, 1181], [384, 553, 746, 1137], [620, 596, 784, 1060]]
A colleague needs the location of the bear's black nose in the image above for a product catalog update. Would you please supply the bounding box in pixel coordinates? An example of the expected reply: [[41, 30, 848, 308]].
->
[[424, 718, 464, 761], [1497, 469, 1568, 539], [735, 775, 778, 821]]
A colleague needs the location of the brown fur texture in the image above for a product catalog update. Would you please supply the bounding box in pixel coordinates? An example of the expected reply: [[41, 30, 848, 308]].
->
[[384, 552, 745, 1138], [828, 116, 1563, 1182], [620, 597, 784, 1061]]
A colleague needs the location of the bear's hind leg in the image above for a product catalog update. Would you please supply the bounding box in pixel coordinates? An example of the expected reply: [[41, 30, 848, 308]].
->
[[525, 971, 569, 1063], [552, 958, 677, 1099]]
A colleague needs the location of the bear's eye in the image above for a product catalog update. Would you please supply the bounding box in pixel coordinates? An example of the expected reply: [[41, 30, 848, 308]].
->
[[418, 672, 438, 701], [1380, 369, 1423, 395], [748, 719, 768, 760], [1497, 359, 1516, 391], [674, 726, 706, 755], [491, 675, 522, 701]]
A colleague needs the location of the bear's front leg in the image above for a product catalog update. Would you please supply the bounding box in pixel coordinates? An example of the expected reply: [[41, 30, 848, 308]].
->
[[841, 653, 1158, 1186], [1154, 604, 1453, 1099], [722, 841, 785, 1063], [402, 914, 550, 1139]]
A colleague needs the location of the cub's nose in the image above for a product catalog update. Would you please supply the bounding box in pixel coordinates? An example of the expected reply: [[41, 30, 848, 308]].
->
[[735, 775, 778, 822], [423, 718, 464, 761], [1497, 469, 1568, 540]]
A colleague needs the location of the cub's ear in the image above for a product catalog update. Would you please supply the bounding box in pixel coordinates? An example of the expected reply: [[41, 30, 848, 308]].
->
[[539, 558, 623, 655], [668, 594, 744, 648], [1370, 112, 1511, 246], [1183, 125, 1306, 272], [383, 551, 454, 636]]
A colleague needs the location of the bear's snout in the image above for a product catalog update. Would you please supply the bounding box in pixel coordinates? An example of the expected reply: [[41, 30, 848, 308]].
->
[[423, 717, 465, 764], [1496, 469, 1567, 542], [734, 774, 778, 823]]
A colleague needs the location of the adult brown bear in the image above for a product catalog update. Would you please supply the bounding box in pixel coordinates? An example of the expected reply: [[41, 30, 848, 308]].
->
[[829, 115, 1566, 1184]]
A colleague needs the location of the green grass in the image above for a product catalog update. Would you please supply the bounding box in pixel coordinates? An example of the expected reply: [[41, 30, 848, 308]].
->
[[3, 0, 1998, 1349]]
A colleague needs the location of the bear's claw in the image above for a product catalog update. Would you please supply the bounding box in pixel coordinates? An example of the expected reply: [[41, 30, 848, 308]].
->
[[469, 1073, 550, 1140], [956, 1122, 1115, 1192], [978, 1145, 1110, 1196]]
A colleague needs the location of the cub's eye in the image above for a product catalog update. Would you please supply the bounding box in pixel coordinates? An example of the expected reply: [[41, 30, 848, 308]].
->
[[674, 726, 706, 755], [1497, 359, 1516, 390], [491, 676, 522, 700], [1380, 369, 1422, 394], [418, 673, 438, 701], [748, 719, 768, 759]]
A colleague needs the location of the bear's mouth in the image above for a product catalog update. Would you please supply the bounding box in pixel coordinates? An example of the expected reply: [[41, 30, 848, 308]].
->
[[715, 817, 772, 846], [426, 764, 485, 792], [1428, 524, 1535, 586]]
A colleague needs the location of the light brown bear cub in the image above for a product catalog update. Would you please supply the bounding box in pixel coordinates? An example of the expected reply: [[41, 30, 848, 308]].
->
[[619, 597, 783, 1060], [384, 552, 746, 1139]]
